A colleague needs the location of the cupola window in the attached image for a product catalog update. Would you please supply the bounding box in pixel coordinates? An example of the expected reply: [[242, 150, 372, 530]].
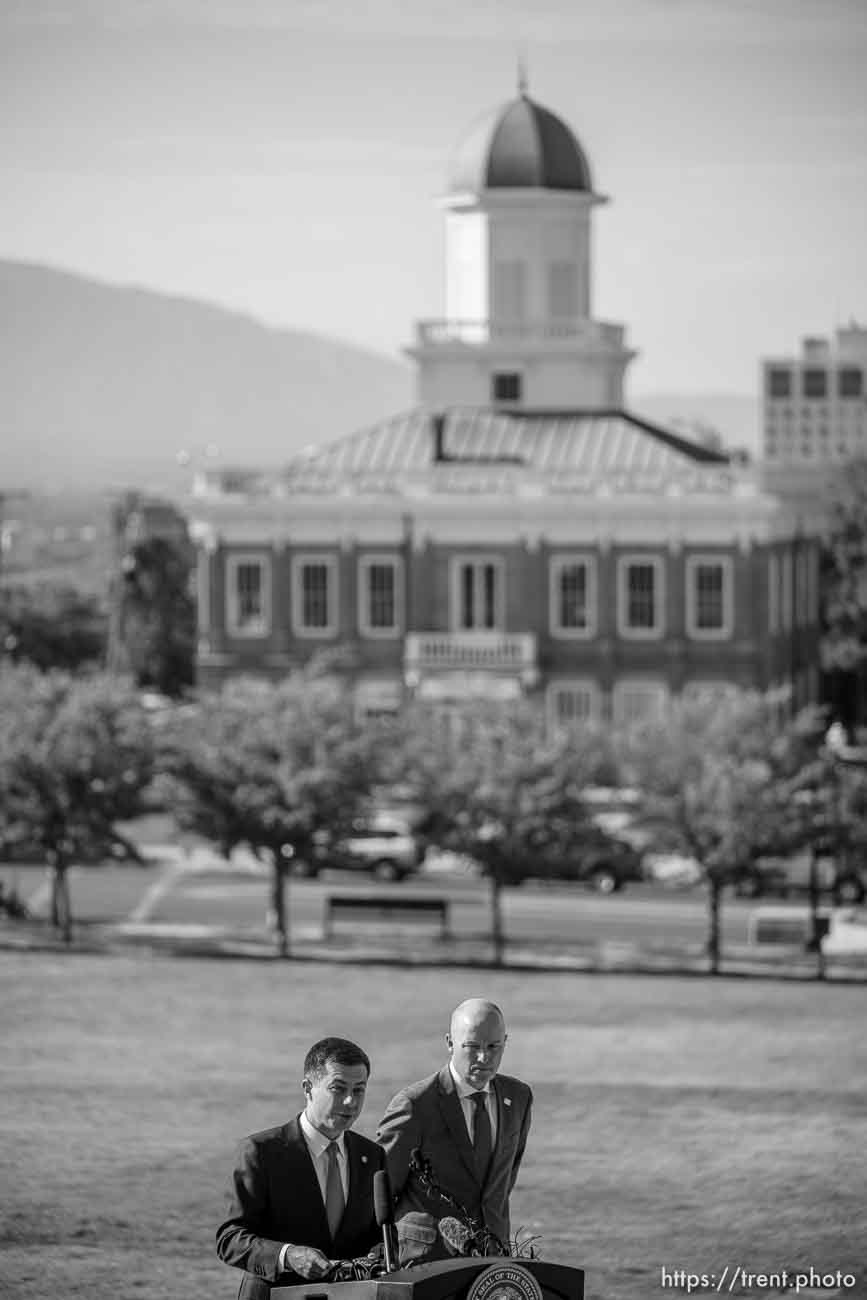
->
[[492, 371, 523, 404], [548, 261, 578, 319]]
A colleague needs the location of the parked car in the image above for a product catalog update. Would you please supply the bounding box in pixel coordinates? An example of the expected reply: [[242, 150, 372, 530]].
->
[[735, 850, 866, 904], [498, 827, 644, 893], [301, 812, 427, 883], [821, 906, 867, 955], [642, 852, 704, 888], [422, 848, 485, 879]]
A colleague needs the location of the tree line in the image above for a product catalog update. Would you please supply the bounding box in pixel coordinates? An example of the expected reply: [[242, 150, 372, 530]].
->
[[1, 660, 863, 975]]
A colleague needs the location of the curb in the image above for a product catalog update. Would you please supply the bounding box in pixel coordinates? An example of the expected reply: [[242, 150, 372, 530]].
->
[[2, 919, 866, 983]]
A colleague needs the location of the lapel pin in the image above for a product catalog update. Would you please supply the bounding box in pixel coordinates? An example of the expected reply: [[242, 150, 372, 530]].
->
[[504, 1097, 512, 1107], [361, 1155, 368, 1164]]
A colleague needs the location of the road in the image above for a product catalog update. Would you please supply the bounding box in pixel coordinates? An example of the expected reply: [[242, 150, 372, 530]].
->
[[2, 852, 776, 949], [158, 870, 761, 945]]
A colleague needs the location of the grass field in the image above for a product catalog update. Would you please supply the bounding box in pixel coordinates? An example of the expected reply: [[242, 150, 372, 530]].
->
[[2, 953, 865, 1300]]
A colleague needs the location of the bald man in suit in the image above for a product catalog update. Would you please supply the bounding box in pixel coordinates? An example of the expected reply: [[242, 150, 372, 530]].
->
[[217, 1037, 385, 1300], [377, 999, 532, 1252]]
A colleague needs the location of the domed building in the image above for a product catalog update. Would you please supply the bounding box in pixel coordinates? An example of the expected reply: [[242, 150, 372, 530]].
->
[[448, 92, 594, 192], [409, 82, 634, 414], [188, 81, 821, 727]]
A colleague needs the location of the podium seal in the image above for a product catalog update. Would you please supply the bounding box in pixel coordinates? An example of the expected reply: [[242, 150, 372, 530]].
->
[[467, 1263, 543, 1300]]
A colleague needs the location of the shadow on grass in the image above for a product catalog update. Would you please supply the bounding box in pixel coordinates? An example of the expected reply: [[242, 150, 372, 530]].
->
[[3, 917, 866, 984]]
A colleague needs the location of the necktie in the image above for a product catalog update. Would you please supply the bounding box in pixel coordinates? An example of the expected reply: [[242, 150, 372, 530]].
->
[[471, 1091, 493, 1182], [324, 1140, 345, 1239]]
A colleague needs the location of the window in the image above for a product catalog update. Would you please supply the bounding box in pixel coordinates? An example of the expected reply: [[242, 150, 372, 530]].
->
[[839, 367, 864, 399], [767, 368, 791, 399], [780, 552, 793, 630], [547, 680, 601, 731], [451, 557, 503, 630], [795, 552, 808, 627], [492, 371, 522, 403], [612, 679, 669, 727], [196, 550, 211, 638], [292, 555, 338, 637], [807, 547, 820, 624], [550, 555, 596, 637], [548, 261, 578, 319], [768, 552, 780, 634], [617, 555, 664, 638], [686, 556, 733, 639], [803, 368, 827, 399], [358, 556, 402, 637], [226, 552, 270, 637], [493, 260, 526, 321]]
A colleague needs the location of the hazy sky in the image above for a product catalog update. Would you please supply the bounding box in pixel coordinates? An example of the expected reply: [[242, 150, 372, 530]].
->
[[2, 0, 866, 395]]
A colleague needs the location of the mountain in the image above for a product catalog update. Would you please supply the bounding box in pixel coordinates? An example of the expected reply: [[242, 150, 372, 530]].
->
[[0, 260, 760, 494], [0, 261, 414, 493]]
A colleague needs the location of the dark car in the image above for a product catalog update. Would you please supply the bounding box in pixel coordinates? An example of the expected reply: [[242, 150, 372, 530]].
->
[[500, 827, 644, 893], [735, 851, 866, 904]]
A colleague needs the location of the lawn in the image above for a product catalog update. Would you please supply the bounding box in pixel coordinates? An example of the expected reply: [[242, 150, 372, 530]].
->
[[1, 953, 865, 1300]]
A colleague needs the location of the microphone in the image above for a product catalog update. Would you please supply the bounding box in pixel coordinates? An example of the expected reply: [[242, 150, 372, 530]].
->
[[438, 1216, 480, 1257], [373, 1169, 399, 1273]]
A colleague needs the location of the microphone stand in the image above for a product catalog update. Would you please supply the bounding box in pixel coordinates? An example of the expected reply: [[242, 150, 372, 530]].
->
[[408, 1149, 508, 1257], [374, 1168, 400, 1273]]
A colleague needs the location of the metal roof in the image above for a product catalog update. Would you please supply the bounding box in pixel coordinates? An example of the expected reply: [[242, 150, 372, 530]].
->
[[449, 94, 593, 194], [268, 407, 733, 496]]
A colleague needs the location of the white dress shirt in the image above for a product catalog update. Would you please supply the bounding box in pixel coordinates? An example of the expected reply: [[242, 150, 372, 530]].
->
[[299, 1111, 350, 1202], [279, 1114, 349, 1272], [449, 1062, 498, 1147]]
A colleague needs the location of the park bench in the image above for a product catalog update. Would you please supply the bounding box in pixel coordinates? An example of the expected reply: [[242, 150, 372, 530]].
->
[[324, 893, 450, 940], [748, 906, 831, 947]]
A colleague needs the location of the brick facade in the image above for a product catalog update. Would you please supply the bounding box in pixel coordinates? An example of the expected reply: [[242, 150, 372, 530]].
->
[[191, 506, 821, 724]]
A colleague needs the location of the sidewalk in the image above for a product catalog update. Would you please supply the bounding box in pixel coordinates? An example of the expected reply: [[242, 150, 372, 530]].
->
[[3, 912, 866, 982]]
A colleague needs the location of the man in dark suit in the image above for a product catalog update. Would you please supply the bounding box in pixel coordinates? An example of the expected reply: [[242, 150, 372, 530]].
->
[[377, 999, 532, 1252], [217, 1037, 385, 1300]]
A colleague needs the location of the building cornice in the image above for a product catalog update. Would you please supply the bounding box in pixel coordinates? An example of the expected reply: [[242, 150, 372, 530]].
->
[[185, 483, 813, 550]]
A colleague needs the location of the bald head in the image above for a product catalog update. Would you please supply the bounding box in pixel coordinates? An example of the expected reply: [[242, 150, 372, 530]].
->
[[449, 999, 505, 1039], [447, 999, 507, 1088]]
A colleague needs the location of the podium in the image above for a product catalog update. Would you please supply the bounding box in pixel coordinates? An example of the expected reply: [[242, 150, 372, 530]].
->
[[273, 1257, 584, 1300]]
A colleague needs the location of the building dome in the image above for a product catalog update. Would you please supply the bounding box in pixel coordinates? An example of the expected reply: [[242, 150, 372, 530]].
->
[[448, 91, 593, 194]]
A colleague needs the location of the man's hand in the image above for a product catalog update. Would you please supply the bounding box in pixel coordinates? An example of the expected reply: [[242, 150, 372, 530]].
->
[[286, 1246, 333, 1279]]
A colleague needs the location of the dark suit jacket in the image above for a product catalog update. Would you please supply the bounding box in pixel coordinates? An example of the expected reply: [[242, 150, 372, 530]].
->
[[376, 1066, 532, 1248], [216, 1116, 386, 1300]]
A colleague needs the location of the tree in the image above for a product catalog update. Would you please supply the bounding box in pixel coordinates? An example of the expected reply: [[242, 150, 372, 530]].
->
[[615, 690, 834, 974], [160, 672, 375, 956], [0, 666, 155, 942], [393, 701, 619, 965], [820, 456, 867, 733], [110, 536, 195, 696], [0, 584, 106, 672], [779, 716, 867, 974]]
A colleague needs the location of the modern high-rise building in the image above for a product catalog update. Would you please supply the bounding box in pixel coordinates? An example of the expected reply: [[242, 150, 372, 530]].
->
[[762, 324, 867, 467], [185, 80, 822, 724]]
